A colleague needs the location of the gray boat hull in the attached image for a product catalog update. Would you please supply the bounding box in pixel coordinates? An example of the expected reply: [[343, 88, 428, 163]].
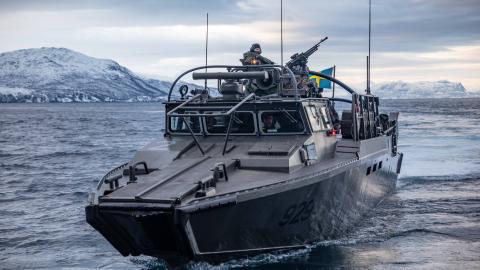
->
[[86, 151, 402, 265]]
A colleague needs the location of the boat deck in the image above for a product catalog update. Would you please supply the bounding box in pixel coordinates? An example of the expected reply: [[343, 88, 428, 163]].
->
[[99, 136, 359, 206]]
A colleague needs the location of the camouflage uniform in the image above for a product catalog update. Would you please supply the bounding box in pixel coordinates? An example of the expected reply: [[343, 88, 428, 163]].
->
[[241, 51, 274, 65], [241, 43, 274, 65]]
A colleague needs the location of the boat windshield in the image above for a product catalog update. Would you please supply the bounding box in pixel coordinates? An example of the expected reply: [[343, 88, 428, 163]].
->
[[259, 110, 304, 134], [167, 109, 305, 135], [205, 112, 255, 134], [169, 113, 202, 134], [306, 105, 333, 131], [319, 107, 333, 130]]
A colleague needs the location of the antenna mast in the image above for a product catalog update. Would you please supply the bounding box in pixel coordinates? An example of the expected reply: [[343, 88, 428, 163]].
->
[[366, 0, 371, 94], [205, 12, 209, 90], [281, 0, 284, 66]]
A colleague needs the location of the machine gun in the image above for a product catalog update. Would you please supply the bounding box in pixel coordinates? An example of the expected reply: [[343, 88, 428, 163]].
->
[[285, 37, 328, 74]]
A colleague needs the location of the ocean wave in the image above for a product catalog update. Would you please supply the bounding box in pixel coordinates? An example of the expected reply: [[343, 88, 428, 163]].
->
[[389, 228, 463, 239], [0, 195, 35, 203], [31, 150, 95, 159], [55, 191, 89, 198], [0, 152, 21, 158], [0, 163, 43, 170], [14, 238, 60, 249], [0, 209, 26, 216], [398, 173, 480, 186], [182, 247, 312, 270]]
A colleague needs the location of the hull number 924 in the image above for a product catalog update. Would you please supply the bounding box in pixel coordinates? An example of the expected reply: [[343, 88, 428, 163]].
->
[[278, 199, 314, 226]]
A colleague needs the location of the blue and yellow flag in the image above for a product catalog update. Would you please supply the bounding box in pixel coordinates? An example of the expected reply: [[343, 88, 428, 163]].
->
[[308, 67, 335, 89]]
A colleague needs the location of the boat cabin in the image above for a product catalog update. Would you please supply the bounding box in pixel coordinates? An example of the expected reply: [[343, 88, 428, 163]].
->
[[160, 64, 396, 169], [165, 99, 335, 137]]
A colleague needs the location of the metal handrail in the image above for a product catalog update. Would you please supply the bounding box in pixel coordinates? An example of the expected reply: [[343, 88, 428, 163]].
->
[[96, 162, 128, 190], [167, 93, 255, 117], [128, 161, 150, 183], [307, 71, 358, 95], [182, 115, 205, 155], [383, 123, 397, 135], [166, 94, 202, 116], [329, 97, 352, 104], [167, 93, 255, 155]]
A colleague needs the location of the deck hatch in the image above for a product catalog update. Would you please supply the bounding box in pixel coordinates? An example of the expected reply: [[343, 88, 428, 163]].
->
[[247, 142, 297, 156]]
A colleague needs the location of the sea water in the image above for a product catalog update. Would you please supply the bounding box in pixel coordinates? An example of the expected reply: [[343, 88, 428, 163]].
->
[[1, 99, 479, 269]]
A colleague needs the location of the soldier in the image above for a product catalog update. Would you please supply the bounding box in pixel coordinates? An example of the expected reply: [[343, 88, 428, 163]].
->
[[261, 113, 280, 133], [297, 66, 319, 96], [241, 43, 274, 65]]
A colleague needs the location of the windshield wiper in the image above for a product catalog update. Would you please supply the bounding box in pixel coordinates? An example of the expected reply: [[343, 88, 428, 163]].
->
[[232, 115, 244, 124], [279, 108, 298, 123]]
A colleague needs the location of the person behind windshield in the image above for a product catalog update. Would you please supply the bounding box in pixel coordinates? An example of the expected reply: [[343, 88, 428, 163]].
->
[[261, 113, 281, 133]]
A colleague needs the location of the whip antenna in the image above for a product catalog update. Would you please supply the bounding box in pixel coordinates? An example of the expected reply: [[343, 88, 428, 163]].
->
[[366, 0, 372, 94], [205, 12, 209, 90], [281, 0, 284, 66]]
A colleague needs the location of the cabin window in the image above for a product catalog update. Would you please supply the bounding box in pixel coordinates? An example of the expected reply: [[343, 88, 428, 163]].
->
[[306, 105, 323, 131], [259, 110, 304, 134], [169, 112, 202, 134], [366, 166, 371, 175], [306, 105, 333, 132], [379, 161, 383, 169], [204, 112, 255, 134], [373, 163, 377, 172], [319, 107, 333, 130]]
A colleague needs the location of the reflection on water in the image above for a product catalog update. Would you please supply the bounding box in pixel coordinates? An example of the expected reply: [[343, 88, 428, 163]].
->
[[1, 99, 480, 269]]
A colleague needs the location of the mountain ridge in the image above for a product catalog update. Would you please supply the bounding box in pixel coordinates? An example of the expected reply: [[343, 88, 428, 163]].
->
[[0, 47, 171, 102], [370, 80, 478, 99], [0, 47, 478, 102]]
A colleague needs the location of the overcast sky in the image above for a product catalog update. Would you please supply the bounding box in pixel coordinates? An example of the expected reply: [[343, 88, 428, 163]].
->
[[1, 0, 479, 90]]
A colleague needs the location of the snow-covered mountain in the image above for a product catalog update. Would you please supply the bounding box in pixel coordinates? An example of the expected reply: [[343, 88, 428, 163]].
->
[[371, 80, 479, 99], [0, 47, 478, 102], [0, 47, 171, 102]]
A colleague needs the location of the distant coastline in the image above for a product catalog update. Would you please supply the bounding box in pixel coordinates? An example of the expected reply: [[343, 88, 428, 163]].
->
[[1, 47, 478, 103]]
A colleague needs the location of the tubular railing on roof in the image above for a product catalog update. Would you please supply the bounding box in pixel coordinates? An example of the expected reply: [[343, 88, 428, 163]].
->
[[167, 65, 299, 101]]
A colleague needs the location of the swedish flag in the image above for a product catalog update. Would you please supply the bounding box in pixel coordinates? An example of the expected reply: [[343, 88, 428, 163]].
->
[[309, 67, 335, 89]]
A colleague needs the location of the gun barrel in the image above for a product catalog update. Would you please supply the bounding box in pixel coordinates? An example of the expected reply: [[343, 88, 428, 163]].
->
[[304, 47, 318, 57], [285, 37, 328, 67], [192, 71, 269, 80], [301, 37, 329, 58]]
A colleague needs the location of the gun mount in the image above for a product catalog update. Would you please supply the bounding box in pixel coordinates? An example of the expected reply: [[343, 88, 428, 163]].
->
[[286, 37, 328, 74]]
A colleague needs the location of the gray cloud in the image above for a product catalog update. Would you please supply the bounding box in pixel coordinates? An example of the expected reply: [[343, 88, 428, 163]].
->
[[0, 0, 479, 89]]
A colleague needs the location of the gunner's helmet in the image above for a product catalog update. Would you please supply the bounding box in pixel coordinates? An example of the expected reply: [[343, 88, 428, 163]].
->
[[250, 43, 262, 54]]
